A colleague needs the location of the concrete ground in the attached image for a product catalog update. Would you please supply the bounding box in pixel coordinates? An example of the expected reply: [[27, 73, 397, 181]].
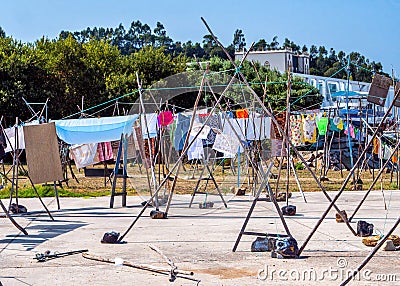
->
[[0, 190, 399, 286]]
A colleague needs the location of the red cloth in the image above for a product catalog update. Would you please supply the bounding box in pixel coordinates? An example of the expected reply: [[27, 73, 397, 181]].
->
[[97, 142, 113, 162], [157, 111, 174, 126], [198, 113, 210, 118], [236, 109, 249, 118]]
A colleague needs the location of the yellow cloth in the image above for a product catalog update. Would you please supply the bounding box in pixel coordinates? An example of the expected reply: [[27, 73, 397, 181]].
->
[[302, 114, 317, 143]]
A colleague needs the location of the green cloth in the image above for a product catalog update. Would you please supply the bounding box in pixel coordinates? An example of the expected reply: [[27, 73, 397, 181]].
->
[[329, 118, 341, 132], [317, 117, 329, 135]]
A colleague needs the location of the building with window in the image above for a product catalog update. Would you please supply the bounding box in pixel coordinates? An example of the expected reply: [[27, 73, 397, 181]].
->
[[235, 49, 310, 74]]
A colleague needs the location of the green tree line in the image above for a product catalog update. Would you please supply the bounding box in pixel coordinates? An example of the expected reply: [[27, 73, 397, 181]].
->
[[0, 20, 384, 123], [58, 20, 386, 82]]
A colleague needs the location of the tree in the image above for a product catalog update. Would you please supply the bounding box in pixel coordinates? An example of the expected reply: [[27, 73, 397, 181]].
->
[[254, 39, 267, 51], [111, 24, 127, 53], [267, 36, 279, 50], [128, 46, 187, 88], [232, 29, 246, 51], [283, 38, 291, 49], [182, 40, 205, 58], [202, 34, 226, 59], [0, 27, 5, 38], [153, 22, 173, 48], [309, 45, 318, 58]]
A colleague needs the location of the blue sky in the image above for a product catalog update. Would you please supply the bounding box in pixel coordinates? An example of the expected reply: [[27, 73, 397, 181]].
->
[[1, 0, 399, 75]]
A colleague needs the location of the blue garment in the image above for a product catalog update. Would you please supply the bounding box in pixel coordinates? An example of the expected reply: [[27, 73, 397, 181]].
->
[[53, 115, 139, 144], [173, 113, 191, 151]]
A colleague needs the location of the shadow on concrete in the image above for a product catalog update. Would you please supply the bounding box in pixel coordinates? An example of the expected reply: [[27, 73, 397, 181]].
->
[[0, 220, 87, 251], [0, 276, 32, 286]]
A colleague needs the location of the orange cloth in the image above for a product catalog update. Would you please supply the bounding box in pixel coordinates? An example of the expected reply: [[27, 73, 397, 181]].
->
[[236, 109, 249, 118], [372, 138, 380, 155]]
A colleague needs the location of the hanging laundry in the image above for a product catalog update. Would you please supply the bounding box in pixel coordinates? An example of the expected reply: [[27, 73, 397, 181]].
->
[[97, 142, 114, 162], [272, 112, 286, 140], [302, 114, 317, 143], [53, 115, 138, 145], [70, 143, 100, 169], [332, 116, 344, 130], [111, 135, 137, 160], [290, 115, 304, 146], [337, 118, 344, 130], [270, 139, 287, 157], [344, 123, 356, 139], [236, 109, 249, 119], [141, 113, 158, 139], [144, 138, 156, 163], [198, 114, 222, 145], [198, 113, 210, 118], [316, 117, 329, 136], [169, 118, 177, 146], [226, 111, 234, 118], [380, 144, 392, 160], [212, 133, 240, 157], [372, 137, 380, 155], [391, 148, 398, 164], [23, 123, 64, 185], [3, 126, 25, 152], [355, 128, 363, 141], [187, 135, 204, 160], [246, 117, 271, 140], [350, 125, 355, 138], [221, 117, 245, 153], [190, 122, 211, 139], [174, 113, 191, 151], [329, 118, 341, 132], [157, 111, 174, 126]]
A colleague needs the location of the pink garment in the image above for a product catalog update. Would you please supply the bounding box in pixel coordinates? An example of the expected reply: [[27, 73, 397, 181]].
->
[[350, 125, 355, 138], [157, 111, 174, 126], [344, 124, 355, 139], [97, 142, 113, 162]]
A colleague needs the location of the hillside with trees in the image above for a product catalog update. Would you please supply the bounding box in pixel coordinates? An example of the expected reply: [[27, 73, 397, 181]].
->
[[0, 20, 388, 123]]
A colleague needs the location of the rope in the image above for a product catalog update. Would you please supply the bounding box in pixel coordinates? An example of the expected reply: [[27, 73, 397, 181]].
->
[[59, 67, 340, 120], [62, 90, 138, 119]]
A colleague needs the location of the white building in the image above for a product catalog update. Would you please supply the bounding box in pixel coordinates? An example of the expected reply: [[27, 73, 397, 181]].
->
[[235, 49, 310, 74]]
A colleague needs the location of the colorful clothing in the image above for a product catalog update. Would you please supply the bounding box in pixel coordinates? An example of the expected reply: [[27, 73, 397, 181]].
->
[[329, 119, 341, 132], [290, 114, 303, 146], [372, 138, 380, 155], [236, 109, 249, 119], [316, 117, 329, 136], [344, 124, 356, 139], [332, 117, 344, 130], [157, 111, 174, 126], [97, 142, 113, 162], [302, 114, 317, 143]]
